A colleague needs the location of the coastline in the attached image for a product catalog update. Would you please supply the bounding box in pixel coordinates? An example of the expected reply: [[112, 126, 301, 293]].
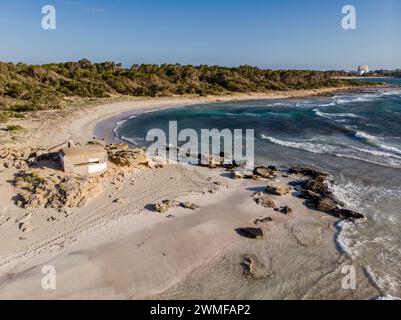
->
[[0, 85, 389, 299], [0, 85, 385, 150]]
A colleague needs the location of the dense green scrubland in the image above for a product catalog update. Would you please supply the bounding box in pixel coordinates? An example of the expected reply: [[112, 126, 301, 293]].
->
[[0, 59, 370, 121]]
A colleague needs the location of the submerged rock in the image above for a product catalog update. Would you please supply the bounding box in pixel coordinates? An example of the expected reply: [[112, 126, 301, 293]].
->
[[292, 223, 322, 247], [288, 167, 328, 179], [317, 197, 338, 213], [290, 171, 365, 221]]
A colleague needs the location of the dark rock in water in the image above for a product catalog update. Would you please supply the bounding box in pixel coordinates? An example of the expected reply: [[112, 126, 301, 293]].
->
[[289, 167, 328, 179], [279, 206, 293, 215], [331, 208, 365, 220], [236, 227, 264, 239], [303, 189, 322, 200], [317, 197, 338, 213], [294, 173, 365, 221], [305, 175, 335, 197]]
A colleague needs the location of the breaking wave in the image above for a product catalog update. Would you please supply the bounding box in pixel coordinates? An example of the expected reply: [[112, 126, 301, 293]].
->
[[314, 108, 362, 119], [261, 134, 401, 168], [260, 135, 336, 154], [352, 130, 401, 155]]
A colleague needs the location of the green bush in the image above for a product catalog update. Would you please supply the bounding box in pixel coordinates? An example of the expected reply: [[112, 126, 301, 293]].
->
[[0, 60, 378, 114], [5, 124, 24, 132], [11, 102, 38, 112], [0, 112, 9, 123]]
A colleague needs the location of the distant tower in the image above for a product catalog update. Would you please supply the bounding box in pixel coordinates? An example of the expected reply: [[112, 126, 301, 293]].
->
[[357, 65, 370, 75]]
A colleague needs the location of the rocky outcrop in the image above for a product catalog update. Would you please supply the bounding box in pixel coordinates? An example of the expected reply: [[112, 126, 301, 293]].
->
[[288, 167, 328, 179], [242, 255, 271, 280], [152, 200, 199, 213], [153, 200, 175, 213], [16, 172, 102, 209], [278, 206, 293, 215], [0, 147, 56, 170], [251, 192, 276, 208], [291, 169, 364, 221], [266, 184, 290, 196], [181, 202, 199, 210], [253, 217, 273, 225], [106, 144, 148, 169], [253, 166, 278, 179]]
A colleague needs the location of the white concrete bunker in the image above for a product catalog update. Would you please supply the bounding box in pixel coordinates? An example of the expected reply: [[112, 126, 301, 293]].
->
[[59, 144, 108, 175]]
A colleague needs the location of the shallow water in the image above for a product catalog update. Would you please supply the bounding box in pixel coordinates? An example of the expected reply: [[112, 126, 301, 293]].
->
[[115, 80, 401, 299]]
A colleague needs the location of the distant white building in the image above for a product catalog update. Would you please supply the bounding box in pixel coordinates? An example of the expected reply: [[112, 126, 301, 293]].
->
[[357, 65, 370, 75]]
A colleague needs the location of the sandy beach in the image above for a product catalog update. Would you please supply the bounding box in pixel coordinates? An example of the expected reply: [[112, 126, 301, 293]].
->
[[0, 87, 383, 299]]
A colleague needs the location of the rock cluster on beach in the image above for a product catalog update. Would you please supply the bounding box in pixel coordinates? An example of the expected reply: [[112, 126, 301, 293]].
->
[[152, 200, 200, 213], [106, 144, 148, 168], [289, 167, 365, 220], [193, 152, 365, 221]]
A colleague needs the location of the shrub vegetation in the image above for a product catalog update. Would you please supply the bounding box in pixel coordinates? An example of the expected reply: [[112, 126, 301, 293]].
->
[[0, 60, 372, 113]]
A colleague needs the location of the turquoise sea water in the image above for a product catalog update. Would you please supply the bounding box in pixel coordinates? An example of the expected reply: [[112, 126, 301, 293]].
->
[[115, 79, 401, 298]]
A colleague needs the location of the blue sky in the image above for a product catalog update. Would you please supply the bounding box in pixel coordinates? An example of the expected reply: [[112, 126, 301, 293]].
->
[[0, 0, 400, 70]]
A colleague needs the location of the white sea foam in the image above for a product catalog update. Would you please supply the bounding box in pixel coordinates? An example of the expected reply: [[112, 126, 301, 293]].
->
[[120, 135, 144, 145], [352, 130, 401, 155], [354, 130, 378, 141], [260, 135, 336, 154], [318, 102, 336, 107], [335, 96, 376, 105], [261, 134, 401, 168], [313, 108, 362, 119], [378, 144, 401, 155], [112, 115, 137, 136], [350, 147, 401, 160]]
